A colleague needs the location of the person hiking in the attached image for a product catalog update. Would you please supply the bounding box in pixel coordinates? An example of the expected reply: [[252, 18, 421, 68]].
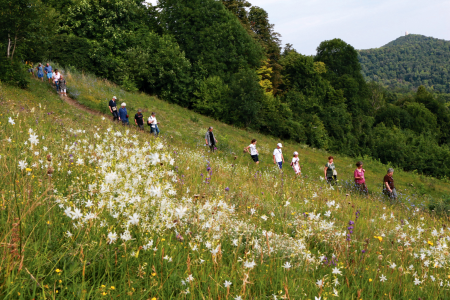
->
[[291, 151, 301, 175], [273, 143, 284, 169], [244, 139, 259, 164], [27, 62, 34, 77], [53, 69, 61, 92], [354, 161, 367, 193], [383, 168, 397, 203], [108, 96, 119, 121], [147, 112, 160, 137], [118, 103, 129, 125], [44, 63, 53, 83], [205, 127, 218, 152], [59, 75, 67, 97], [36, 63, 44, 81], [324, 156, 337, 184], [135, 109, 144, 130]]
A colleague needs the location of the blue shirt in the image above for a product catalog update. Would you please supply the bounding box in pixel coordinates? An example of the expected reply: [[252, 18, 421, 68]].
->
[[118, 107, 128, 121], [44, 66, 53, 73]]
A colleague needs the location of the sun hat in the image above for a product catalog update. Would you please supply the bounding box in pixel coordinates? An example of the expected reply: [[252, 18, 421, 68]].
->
[[112, 96, 117, 99], [121, 102, 126, 106], [138, 109, 142, 112], [293, 151, 298, 155], [277, 143, 282, 148]]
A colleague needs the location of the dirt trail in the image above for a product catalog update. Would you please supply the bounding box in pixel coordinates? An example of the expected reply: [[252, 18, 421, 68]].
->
[[60, 94, 105, 117]]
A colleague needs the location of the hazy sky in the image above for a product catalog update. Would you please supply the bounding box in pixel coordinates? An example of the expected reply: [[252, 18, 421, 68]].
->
[[146, 0, 450, 55]]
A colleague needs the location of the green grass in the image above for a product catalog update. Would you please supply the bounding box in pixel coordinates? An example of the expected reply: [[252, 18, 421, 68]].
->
[[1, 73, 450, 299], [64, 66, 450, 202]]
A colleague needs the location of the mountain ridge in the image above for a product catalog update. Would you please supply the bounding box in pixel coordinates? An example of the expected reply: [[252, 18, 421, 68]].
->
[[358, 34, 450, 93]]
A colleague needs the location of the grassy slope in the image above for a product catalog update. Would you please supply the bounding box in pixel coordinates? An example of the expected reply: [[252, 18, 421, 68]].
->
[[66, 68, 450, 202], [1, 75, 450, 299]]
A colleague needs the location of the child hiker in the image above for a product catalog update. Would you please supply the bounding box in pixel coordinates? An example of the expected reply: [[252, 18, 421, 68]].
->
[[290, 151, 301, 175]]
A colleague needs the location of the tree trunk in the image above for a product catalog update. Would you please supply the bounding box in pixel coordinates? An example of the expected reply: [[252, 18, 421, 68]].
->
[[7, 35, 11, 58], [11, 35, 17, 60]]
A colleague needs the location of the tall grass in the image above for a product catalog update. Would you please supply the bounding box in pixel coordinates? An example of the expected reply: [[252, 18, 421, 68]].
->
[[1, 76, 450, 299]]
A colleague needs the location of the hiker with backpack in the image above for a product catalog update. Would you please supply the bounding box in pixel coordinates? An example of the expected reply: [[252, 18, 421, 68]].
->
[[108, 96, 119, 121], [147, 112, 160, 137]]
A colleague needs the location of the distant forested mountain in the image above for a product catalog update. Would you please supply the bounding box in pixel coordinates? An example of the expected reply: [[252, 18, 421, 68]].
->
[[359, 35, 450, 93]]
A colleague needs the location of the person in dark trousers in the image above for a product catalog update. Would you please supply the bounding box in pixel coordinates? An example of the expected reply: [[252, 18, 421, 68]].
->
[[244, 139, 259, 164], [324, 156, 337, 184], [135, 109, 144, 130], [383, 168, 397, 203], [118, 103, 129, 125], [108, 96, 119, 121], [205, 127, 218, 152]]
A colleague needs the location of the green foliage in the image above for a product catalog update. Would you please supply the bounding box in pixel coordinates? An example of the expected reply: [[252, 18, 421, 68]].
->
[[159, 0, 264, 79], [0, 57, 29, 88], [124, 31, 192, 105], [44, 35, 94, 73], [359, 34, 450, 93], [224, 68, 264, 128], [194, 76, 229, 118]]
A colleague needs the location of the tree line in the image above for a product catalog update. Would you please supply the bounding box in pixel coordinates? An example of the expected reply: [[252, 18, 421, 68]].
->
[[2, 0, 450, 178]]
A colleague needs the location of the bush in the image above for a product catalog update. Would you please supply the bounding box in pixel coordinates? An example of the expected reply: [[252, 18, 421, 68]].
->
[[0, 57, 29, 89]]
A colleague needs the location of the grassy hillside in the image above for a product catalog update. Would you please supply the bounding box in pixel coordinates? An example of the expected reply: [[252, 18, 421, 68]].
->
[[64, 66, 450, 202], [359, 34, 450, 93], [2, 75, 450, 299]]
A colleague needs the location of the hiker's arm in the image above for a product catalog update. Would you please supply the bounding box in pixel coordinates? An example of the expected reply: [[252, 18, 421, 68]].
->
[[324, 167, 328, 178], [273, 155, 276, 164], [282, 154, 284, 163], [384, 181, 391, 192], [109, 106, 112, 113]]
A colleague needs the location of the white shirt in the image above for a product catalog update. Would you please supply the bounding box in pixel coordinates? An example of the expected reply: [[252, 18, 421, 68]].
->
[[53, 73, 61, 81], [291, 157, 299, 165], [148, 116, 157, 127], [273, 148, 283, 162], [248, 144, 258, 156]]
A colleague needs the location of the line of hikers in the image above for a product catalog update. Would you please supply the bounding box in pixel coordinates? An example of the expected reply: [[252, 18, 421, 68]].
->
[[243, 139, 398, 202], [108, 94, 397, 203], [29, 62, 67, 96], [108, 96, 160, 137]]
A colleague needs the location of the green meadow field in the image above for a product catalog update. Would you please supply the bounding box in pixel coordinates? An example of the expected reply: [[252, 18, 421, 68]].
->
[[2, 71, 450, 299]]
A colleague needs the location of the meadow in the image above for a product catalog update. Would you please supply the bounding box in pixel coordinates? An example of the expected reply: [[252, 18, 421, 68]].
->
[[1, 72, 450, 299]]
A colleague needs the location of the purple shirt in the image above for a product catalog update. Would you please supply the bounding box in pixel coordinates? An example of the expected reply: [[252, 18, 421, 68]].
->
[[354, 169, 365, 184]]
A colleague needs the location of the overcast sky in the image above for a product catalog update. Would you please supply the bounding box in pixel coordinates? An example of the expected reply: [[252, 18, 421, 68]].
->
[[145, 0, 450, 55]]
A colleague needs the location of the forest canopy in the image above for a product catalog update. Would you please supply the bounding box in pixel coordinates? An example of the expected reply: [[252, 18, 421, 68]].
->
[[359, 34, 450, 93]]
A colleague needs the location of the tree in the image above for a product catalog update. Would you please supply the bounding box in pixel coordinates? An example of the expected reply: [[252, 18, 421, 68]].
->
[[0, 0, 56, 60], [124, 31, 192, 106], [158, 0, 264, 79]]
